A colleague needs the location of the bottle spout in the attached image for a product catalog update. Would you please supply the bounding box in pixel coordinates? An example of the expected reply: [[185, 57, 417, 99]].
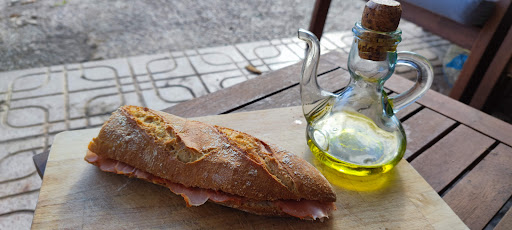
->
[[298, 29, 333, 119], [298, 29, 321, 69]]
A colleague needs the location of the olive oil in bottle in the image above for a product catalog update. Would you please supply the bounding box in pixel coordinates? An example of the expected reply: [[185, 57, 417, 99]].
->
[[307, 110, 405, 176]]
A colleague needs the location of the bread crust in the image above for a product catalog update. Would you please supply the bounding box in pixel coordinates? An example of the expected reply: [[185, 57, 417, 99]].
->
[[88, 106, 336, 202]]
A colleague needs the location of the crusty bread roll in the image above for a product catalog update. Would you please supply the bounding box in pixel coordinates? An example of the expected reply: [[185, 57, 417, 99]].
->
[[85, 105, 336, 219]]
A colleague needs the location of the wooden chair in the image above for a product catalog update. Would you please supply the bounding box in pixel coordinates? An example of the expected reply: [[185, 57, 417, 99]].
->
[[308, 0, 512, 109]]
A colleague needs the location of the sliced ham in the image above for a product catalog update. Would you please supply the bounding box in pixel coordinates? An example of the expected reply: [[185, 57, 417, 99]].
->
[[167, 183, 210, 206], [275, 200, 336, 220], [115, 161, 136, 174], [85, 150, 335, 219]]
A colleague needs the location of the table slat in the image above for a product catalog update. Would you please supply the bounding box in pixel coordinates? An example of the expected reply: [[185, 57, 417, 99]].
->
[[495, 207, 512, 230], [395, 103, 421, 120], [401, 108, 456, 160], [235, 68, 350, 112], [442, 144, 512, 230], [384, 68, 512, 147], [410, 125, 495, 193], [235, 68, 421, 122], [164, 52, 346, 118]]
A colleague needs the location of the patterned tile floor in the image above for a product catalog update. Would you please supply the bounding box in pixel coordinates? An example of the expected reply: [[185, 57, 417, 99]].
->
[[0, 22, 451, 228]]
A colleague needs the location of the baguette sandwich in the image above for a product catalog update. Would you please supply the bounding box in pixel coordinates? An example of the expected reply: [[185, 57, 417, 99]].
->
[[85, 105, 337, 220]]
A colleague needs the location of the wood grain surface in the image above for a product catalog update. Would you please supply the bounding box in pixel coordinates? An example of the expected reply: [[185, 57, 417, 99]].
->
[[470, 24, 512, 108], [384, 64, 512, 148], [495, 207, 512, 230], [449, 0, 512, 101], [32, 107, 467, 229], [410, 125, 495, 193], [164, 53, 346, 118], [401, 108, 456, 160], [442, 144, 512, 230], [235, 68, 350, 113]]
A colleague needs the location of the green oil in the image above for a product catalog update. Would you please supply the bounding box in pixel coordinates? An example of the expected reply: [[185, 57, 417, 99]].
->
[[307, 110, 406, 176]]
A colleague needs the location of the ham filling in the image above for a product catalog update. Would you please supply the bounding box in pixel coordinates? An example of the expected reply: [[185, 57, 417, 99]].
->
[[85, 150, 336, 219]]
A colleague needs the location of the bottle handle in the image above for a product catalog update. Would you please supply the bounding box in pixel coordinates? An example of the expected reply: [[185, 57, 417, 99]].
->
[[388, 51, 434, 113]]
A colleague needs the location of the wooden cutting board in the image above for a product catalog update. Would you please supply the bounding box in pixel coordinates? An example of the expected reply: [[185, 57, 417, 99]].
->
[[32, 106, 467, 229]]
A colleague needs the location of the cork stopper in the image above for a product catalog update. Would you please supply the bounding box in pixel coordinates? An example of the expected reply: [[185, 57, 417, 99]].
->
[[358, 0, 402, 61]]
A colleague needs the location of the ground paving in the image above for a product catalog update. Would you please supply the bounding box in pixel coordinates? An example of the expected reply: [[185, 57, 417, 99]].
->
[[1, 0, 365, 72]]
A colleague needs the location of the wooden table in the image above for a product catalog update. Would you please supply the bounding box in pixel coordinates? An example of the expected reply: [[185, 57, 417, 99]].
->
[[161, 51, 512, 230], [33, 51, 512, 229]]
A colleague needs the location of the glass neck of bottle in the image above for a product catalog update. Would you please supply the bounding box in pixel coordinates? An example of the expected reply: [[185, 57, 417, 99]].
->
[[347, 22, 402, 87]]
